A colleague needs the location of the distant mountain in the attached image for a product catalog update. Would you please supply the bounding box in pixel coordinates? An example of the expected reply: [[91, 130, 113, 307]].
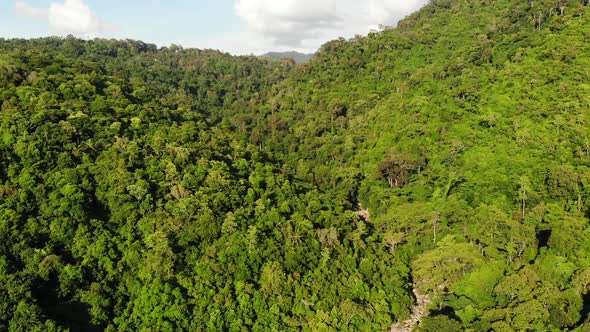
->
[[262, 51, 313, 63]]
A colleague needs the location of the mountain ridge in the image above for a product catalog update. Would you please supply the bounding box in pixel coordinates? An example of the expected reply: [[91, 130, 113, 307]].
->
[[261, 51, 314, 63]]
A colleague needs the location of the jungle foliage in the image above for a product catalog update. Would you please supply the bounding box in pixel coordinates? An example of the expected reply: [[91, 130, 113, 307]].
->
[[1, 0, 590, 330]]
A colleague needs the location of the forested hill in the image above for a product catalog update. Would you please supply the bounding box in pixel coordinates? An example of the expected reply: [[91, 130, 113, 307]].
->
[[1, 0, 590, 331]]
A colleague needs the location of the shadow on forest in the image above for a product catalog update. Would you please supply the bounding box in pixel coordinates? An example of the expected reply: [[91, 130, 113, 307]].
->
[[429, 306, 460, 321], [536, 229, 552, 249], [33, 277, 102, 332], [578, 293, 590, 326]]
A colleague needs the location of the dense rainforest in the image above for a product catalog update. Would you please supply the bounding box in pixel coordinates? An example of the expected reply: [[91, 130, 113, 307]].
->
[[1, 0, 590, 330]]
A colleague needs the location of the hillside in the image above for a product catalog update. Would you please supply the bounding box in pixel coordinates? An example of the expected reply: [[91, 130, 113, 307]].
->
[[265, 0, 590, 329], [1, 0, 590, 331]]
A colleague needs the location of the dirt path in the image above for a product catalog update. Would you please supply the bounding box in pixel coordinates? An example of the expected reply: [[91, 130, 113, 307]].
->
[[389, 290, 430, 332], [356, 202, 429, 331]]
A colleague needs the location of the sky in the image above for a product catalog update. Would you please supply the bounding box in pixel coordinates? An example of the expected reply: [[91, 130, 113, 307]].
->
[[1, 0, 428, 55]]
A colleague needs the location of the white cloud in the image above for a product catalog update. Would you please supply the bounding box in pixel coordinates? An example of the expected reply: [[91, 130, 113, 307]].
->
[[15, 0, 47, 18], [187, 30, 275, 56], [234, 0, 428, 52], [15, 0, 110, 37], [13, 0, 428, 54]]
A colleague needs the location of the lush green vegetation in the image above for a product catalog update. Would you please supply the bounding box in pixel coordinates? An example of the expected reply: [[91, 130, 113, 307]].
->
[[1, 0, 590, 330]]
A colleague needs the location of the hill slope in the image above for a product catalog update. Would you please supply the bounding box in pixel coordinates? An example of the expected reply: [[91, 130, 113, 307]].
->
[[257, 0, 590, 329], [1, 0, 590, 330]]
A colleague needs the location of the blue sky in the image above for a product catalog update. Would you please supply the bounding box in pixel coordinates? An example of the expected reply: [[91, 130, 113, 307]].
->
[[1, 0, 427, 54], [2, 1, 242, 48]]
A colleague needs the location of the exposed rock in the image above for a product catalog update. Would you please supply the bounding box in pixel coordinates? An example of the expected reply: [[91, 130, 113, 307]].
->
[[390, 290, 431, 332]]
